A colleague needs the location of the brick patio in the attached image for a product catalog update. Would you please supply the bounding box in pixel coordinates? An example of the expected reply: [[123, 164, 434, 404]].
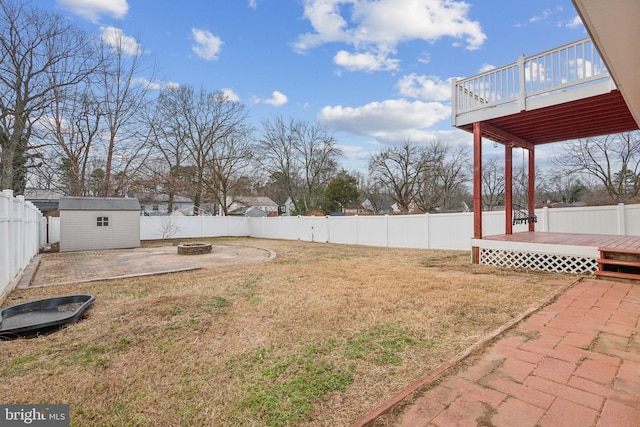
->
[[354, 278, 640, 426]]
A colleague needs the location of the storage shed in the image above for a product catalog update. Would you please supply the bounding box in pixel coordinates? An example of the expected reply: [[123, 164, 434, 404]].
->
[[59, 197, 141, 252]]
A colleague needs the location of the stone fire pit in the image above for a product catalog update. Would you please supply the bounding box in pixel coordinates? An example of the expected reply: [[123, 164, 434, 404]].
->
[[177, 243, 213, 255]]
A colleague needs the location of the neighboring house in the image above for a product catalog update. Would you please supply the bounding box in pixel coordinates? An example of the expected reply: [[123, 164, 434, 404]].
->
[[362, 199, 393, 214], [59, 197, 141, 252], [23, 188, 65, 217], [137, 193, 194, 216], [228, 196, 278, 216], [228, 206, 267, 217], [343, 203, 367, 215]]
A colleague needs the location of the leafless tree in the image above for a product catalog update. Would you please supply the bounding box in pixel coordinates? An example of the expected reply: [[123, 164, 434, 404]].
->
[[368, 142, 430, 213], [257, 116, 340, 214], [553, 131, 640, 202], [155, 85, 249, 212], [481, 158, 505, 211], [36, 77, 102, 196], [144, 88, 192, 212], [256, 116, 301, 212], [205, 128, 255, 215], [296, 120, 341, 213], [96, 28, 155, 196], [353, 171, 387, 213], [415, 142, 470, 212], [0, 0, 97, 190]]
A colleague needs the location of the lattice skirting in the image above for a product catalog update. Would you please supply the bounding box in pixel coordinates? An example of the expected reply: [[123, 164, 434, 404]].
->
[[479, 248, 598, 274]]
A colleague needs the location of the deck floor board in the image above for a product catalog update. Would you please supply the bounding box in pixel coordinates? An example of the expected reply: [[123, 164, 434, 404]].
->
[[482, 232, 640, 251]]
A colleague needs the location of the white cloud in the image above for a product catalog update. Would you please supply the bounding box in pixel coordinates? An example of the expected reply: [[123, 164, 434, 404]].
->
[[318, 98, 450, 141], [57, 0, 128, 22], [221, 88, 240, 102], [565, 15, 583, 29], [337, 144, 371, 162], [100, 26, 141, 56], [294, 0, 486, 71], [478, 63, 495, 73], [396, 74, 452, 101], [334, 50, 399, 72], [263, 91, 288, 106], [248, 0, 257, 9], [131, 78, 179, 91], [191, 28, 223, 60], [529, 9, 551, 24]]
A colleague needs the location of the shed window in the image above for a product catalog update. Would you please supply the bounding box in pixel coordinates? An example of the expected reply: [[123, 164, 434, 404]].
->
[[97, 216, 109, 227]]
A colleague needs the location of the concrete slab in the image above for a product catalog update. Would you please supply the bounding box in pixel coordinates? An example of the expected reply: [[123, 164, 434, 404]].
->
[[22, 244, 275, 287]]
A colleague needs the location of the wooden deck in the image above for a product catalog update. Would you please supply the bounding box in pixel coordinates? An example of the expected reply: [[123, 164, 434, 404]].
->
[[471, 232, 640, 275], [481, 231, 640, 251]]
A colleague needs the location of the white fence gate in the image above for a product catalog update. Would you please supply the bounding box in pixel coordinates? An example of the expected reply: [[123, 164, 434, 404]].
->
[[0, 190, 45, 301]]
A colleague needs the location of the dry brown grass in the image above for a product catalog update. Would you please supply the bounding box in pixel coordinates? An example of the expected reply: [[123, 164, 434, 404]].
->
[[0, 238, 575, 426]]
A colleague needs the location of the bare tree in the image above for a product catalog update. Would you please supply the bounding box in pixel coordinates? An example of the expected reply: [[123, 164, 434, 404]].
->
[[256, 116, 301, 212], [206, 128, 255, 215], [296, 121, 341, 213], [368, 142, 429, 213], [554, 131, 640, 202], [415, 142, 470, 212], [156, 85, 249, 212], [37, 78, 102, 196], [96, 28, 154, 196], [145, 88, 192, 212], [257, 116, 340, 214], [0, 0, 97, 190], [481, 158, 505, 211]]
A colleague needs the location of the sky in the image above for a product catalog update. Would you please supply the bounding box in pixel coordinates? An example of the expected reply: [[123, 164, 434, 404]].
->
[[30, 0, 588, 172]]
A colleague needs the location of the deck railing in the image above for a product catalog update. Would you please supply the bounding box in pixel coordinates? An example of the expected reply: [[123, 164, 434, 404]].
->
[[452, 38, 611, 125]]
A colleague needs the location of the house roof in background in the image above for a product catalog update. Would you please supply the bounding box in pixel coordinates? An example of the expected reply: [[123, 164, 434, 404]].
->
[[59, 197, 141, 211], [136, 193, 193, 204], [234, 196, 278, 207], [23, 188, 66, 200]]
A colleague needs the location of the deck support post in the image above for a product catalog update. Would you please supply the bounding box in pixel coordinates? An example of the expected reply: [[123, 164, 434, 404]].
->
[[472, 122, 482, 263], [528, 147, 535, 232], [505, 144, 513, 234]]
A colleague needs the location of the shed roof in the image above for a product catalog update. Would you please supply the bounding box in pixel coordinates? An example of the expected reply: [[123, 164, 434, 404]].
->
[[59, 197, 141, 211]]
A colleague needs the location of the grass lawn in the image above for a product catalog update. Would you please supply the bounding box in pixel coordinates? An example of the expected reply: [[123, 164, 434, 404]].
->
[[0, 237, 575, 426]]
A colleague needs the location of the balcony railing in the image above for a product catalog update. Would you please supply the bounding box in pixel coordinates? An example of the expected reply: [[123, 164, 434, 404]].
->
[[452, 38, 613, 126]]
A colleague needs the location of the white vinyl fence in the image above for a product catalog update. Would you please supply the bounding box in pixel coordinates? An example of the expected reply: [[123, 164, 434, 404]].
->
[[0, 190, 46, 300], [5, 200, 640, 301], [136, 203, 640, 250]]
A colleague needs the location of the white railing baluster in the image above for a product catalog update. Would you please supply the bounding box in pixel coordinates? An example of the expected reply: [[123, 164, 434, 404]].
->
[[452, 38, 612, 124]]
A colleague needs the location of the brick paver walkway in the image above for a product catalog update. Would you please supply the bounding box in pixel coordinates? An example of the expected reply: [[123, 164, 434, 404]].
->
[[362, 279, 640, 426]]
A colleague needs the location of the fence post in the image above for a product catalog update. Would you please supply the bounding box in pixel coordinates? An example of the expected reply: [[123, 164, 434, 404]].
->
[[17, 195, 26, 270], [385, 215, 389, 247], [541, 207, 549, 232], [617, 203, 626, 235], [0, 191, 10, 288], [354, 215, 358, 245], [424, 213, 430, 249]]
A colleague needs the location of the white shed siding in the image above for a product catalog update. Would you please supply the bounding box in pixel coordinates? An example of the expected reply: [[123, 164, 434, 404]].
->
[[60, 210, 140, 252]]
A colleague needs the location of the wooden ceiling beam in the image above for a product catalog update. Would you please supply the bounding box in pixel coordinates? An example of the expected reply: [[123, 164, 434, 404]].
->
[[480, 122, 534, 150]]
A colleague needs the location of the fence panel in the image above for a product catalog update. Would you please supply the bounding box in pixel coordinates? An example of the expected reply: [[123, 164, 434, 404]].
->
[[48, 202, 640, 251], [0, 190, 45, 301]]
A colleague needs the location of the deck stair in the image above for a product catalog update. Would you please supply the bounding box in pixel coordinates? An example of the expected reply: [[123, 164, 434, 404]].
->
[[596, 247, 640, 281]]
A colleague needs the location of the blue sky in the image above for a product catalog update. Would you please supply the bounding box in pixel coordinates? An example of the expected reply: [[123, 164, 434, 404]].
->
[[31, 0, 587, 172]]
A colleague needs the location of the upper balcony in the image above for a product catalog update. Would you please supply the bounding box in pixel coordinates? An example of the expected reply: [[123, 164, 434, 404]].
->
[[451, 38, 638, 146]]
